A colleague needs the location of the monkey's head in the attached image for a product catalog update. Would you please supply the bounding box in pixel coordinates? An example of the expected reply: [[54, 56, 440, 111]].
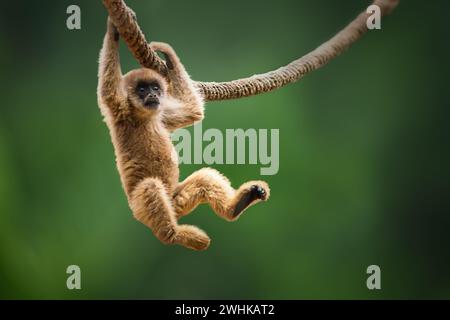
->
[[123, 68, 168, 116]]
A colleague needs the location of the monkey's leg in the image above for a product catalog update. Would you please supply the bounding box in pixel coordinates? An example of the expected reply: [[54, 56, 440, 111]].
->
[[172, 168, 270, 221], [130, 177, 211, 250]]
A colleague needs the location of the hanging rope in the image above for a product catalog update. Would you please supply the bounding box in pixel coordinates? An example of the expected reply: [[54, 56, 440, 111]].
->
[[102, 0, 400, 101]]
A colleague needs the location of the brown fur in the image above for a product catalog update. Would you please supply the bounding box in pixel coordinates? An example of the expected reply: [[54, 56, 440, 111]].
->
[[97, 19, 270, 250]]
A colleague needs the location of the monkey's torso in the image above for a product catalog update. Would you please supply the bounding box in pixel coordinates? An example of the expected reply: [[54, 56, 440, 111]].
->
[[108, 116, 179, 198]]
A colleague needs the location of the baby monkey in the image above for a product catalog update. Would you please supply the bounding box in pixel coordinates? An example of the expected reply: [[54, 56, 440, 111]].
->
[[97, 18, 270, 250]]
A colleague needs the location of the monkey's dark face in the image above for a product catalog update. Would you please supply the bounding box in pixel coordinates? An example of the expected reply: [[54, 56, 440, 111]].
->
[[135, 80, 162, 109], [123, 68, 168, 116]]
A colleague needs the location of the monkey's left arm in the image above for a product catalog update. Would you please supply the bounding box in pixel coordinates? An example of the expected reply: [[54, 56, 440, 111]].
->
[[150, 42, 204, 131]]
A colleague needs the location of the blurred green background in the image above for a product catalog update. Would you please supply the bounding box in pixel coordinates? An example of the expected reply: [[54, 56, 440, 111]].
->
[[0, 0, 449, 299]]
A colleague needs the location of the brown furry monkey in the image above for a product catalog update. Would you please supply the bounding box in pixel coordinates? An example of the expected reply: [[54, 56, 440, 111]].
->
[[97, 18, 270, 250]]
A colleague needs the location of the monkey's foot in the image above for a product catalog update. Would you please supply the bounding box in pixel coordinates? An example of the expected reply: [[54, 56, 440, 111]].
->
[[250, 184, 268, 200], [174, 225, 211, 251], [232, 181, 270, 218]]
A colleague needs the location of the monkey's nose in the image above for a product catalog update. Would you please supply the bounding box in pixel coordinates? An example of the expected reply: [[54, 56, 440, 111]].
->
[[144, 95, 159, 108]]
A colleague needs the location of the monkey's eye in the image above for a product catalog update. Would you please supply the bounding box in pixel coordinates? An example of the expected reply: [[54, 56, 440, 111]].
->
[[150, 83, 160, 91], [137, 82, 149, 94]]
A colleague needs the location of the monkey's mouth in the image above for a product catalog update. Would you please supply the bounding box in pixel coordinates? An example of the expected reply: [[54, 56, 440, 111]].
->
[[144, 98, 159, 109]]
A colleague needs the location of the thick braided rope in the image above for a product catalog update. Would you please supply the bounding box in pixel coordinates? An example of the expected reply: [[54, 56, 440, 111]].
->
[[103, 0, 168, 75], [102, 0, 399, 101]]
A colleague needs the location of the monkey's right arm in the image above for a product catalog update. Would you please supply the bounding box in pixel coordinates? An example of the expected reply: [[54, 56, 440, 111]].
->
[[150, 42, 204, 131], [97, 18, 125, 112]]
